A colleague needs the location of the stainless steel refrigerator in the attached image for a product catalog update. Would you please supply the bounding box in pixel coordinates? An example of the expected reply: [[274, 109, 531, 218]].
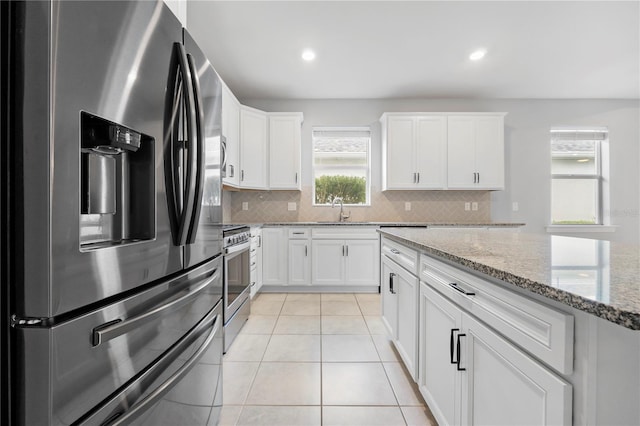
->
[[2, 1, 224, 424]]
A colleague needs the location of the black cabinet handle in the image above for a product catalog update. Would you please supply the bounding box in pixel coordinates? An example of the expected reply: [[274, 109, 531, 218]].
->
[[456, 333, 466, 371], [450, 328, 459, 364], [449, 282, 475, 296], [389, 272, 396, 294]]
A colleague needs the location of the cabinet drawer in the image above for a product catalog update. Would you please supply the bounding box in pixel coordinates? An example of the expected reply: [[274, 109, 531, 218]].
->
[[311, 227, 378, 239], [381, 237, 418, 275], [288, 228, 310, 239], [420, 254, 574, 375]]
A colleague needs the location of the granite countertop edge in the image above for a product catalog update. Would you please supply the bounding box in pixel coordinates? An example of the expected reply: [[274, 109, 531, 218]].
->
[[229, 222, 525, 227], [379, 231, 640, 331]]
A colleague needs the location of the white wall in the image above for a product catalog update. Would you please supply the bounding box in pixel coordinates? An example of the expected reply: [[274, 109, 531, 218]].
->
[[242, 98, 640, 244]]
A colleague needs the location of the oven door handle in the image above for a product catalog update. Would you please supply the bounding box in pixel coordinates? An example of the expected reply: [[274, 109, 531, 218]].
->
[[224, 241, 251, 255]]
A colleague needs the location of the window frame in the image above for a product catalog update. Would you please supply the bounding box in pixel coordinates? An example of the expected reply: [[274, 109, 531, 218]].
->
[[311, 126, 371, 207], [550, 129, 607, 226]]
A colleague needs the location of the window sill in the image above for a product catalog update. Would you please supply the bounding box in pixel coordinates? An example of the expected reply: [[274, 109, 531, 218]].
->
[[546, 225, 617, 233]]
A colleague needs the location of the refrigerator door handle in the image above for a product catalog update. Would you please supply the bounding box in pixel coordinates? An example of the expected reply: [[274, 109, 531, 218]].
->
[[185, 53, 205, 244], [79, 307, 221, 426], [175, 42, 198, 246], [92, 267, 219, 347]]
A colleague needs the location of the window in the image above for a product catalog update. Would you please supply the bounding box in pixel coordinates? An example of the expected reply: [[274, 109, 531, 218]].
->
[[550, 128, 608, 225], [551, 237, 609, 302], [312, 127, 370, 205]]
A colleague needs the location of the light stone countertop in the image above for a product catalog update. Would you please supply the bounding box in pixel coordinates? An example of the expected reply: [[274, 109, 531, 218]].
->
[[379, 227, 640, 330]]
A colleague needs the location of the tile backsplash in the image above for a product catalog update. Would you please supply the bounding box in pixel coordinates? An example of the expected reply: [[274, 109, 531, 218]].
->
[[224, 186, 490, 223]]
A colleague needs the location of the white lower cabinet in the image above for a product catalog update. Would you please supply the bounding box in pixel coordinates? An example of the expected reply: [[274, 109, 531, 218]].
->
[[381, 256, 419, 380], [419, 283, 572, 426], [288, 239, 311, 285], [261, 226, 379, 290], [344, 240, 380, 285], [381, 260, 398, 339], [419, 283, 460, 426], [249, 226, 263, 298], [310, 237, 379, 287], [261, 228, 287, 286], [311, 240, 345, 285]]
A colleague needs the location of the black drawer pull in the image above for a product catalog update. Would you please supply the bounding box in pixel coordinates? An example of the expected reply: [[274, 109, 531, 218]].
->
[[456, 333, 466, 371], [449, 282, 475, 296]]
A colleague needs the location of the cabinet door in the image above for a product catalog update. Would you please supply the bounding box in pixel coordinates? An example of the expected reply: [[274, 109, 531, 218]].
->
[[474, 116, 504, 190], [239, 107, 268, 189], [221, 84, 240, 187], [415, 116, 447, 189], [269, 114, 302, 190], [261, 228, 287, 286], [288, 239, 311, 285], [419, 283, 462, 426], [381, 259, 398, 339], [344, 239, 379, 286], [395, 265, 419, 380], [460, 313, 572, 426], [311, 240, 345, 285], [385, 116, 416, 189], [447, 116, 476, 189], [253, 228, 263, 293]]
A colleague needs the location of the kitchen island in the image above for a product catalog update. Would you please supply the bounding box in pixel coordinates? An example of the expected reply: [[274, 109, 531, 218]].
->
[[378, 227, 640, 426], [379, 227, 640, 329]]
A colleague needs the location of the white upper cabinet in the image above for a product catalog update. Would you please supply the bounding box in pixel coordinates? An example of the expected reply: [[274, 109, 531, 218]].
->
[[447, 114, 505, 190], [239, 106, 268, 189], [221, 83, 240, 187], [221, 85, 303, 191], [382, 114, 447, 190], [382, 112, 506, 191], [269, 113, 303, 190]]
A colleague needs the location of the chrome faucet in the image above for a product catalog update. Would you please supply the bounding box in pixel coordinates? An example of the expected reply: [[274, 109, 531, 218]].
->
[[331, 196, 351, 222]]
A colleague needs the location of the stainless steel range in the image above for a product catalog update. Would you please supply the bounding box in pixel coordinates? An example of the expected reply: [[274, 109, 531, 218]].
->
[[223, 226, 251, 352]]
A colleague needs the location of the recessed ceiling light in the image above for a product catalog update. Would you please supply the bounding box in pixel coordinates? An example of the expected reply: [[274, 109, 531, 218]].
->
[[302, 49, 316, 61], [469, 49, 487, 61]]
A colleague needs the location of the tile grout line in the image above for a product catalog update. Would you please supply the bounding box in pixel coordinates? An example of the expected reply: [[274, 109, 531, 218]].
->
[[236, 295, 285, 423], [231, 293, 425, 425]]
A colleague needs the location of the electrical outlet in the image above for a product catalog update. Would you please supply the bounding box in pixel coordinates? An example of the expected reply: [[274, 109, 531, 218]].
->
[[242, 202, 248, 211], [405, 202, 411, 211], [472, 202, 478, 211], [288, 202, 297, 211], [464, 202, 471, 211], [512, 201, 519, 212]]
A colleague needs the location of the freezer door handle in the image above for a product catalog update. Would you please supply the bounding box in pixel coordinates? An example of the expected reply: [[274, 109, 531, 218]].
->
[[91, 268, 219, 347], [166, 42, 198, 246], [185, 53, 205, 244], [80, 307, 221, 426]]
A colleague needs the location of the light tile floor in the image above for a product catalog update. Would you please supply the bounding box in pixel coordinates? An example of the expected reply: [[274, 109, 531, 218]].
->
[[220, 293, 438, 426]]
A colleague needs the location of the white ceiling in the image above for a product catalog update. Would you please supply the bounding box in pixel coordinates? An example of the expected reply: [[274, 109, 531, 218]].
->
[[187, 1, 640, 100]]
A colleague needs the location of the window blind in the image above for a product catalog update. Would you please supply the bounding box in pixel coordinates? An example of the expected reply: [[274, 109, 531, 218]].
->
[[551, 129, 608, 141]]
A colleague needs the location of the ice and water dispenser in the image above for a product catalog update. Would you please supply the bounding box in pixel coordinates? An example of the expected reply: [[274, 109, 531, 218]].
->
[[80, 112, 154, 249]]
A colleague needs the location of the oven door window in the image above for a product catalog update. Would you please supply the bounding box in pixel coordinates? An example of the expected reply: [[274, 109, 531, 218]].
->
[[225, 248, 250, 307]]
